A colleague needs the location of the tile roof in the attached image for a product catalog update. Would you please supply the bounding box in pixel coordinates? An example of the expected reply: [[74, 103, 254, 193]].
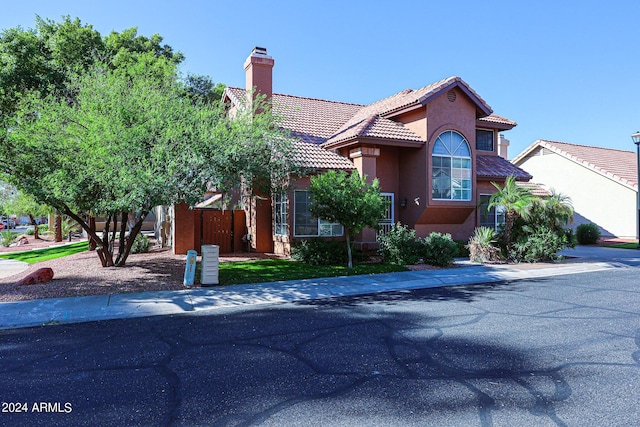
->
[[476, 155, 532, 181], [515, 182, 552, 197], [225, 87, 362, 144], [324, 109, 424, 146], [477, 114, 517, 129], [375, 76, 493, 117], [513, 140, 638, 190], [291, 140, 355, 171], [224, 81, 518, 174]]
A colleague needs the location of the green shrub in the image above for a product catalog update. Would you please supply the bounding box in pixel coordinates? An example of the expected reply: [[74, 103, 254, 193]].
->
[[25, 227, 35, 236], [467, 227, 502, 263], [378, 225, 457, 266], [377, 223, 421, 265], [576, 223, 601, 245], [38, 224, 49, 233], [0, 231, 16, 247], [419, 232, 458, 266], [291, 238, 363, 266], [454, 240, 470, 258], [130, 233, 150, 254], [510, 225, 568, 262]]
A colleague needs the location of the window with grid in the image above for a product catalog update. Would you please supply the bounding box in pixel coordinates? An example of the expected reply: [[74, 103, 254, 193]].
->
[[294, 190, 343, 237], [273, 193, 288, 236], [479, 195, 505, 231], [476, 129, 494, 151], [432, 131, 472, 201]]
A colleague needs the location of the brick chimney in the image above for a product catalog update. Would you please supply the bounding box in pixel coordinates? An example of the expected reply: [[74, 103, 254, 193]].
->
[[244, 46, 274, 106], [498, 134, 510, 160]]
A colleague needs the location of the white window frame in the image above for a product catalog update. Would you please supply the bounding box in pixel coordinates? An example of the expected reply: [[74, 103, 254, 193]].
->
[[378, 193, 395, 236], [432, 130, 472, 201], [273, 193, 288, 236], [293, 190, 344, 237], [479, 194, 505, 231]]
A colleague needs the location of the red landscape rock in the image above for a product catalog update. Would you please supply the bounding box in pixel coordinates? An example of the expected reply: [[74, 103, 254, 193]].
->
[[17, 268, 54, 286]]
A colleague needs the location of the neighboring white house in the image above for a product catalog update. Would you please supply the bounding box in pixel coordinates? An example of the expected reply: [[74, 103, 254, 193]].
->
[[512, 139, 638, 239]]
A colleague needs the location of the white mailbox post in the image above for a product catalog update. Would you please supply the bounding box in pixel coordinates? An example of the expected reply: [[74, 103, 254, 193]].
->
[[200, 244, 219, 286]]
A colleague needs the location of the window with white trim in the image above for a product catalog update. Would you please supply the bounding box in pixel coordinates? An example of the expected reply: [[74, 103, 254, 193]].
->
[[294, 190, 344, 237], [377, 193, 394, 236], [479, 194, 505, 231], [273, 193, 288, 236], [432, 130, 472, 201]]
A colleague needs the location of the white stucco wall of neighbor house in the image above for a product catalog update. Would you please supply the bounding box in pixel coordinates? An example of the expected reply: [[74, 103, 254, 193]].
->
[[516, 149, 637, 238]]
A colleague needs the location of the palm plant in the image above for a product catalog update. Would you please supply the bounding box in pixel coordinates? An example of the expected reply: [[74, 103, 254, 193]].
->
[[488, 176, 534, 250], [542, 190, 574, 230], [467, 226, 501, 263]]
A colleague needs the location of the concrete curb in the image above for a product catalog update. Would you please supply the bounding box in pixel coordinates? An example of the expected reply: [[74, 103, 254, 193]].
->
[[0, 260, 619, 331]]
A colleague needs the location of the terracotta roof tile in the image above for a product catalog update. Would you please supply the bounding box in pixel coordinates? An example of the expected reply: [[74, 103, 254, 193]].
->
[[291, 140, 354, 170], [224, 84, 519, 174], [515, 181, 552, 197], [477, 114, 517, 129], [225, 87, 362, 143], [226, 79, 514, 149], [476, 155, 532, 181], [514, 140, 638, 190], [324, 114, 424, 146]]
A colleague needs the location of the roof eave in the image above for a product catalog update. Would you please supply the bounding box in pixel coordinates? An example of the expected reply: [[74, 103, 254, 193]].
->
[[477, 173, 532, 182], [476, 119, 517, 131], [322, 136, 425, 151], [511, 139, 545, 165], [419, 79, 493, 117]]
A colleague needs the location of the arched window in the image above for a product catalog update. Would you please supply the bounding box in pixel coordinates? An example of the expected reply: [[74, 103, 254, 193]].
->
[[432, 131, 472, 201]]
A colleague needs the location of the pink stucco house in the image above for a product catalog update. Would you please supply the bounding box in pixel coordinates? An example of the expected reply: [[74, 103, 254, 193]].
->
[[174, 47, 532, 255]]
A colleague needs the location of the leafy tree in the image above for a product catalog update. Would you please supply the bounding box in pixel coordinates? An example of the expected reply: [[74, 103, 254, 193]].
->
[[308, 170, 386, 268], [1, 18, 294, 267], [184, 74, 226, 104], [489, 176, 534, 250], [4, 190, 51, 239]]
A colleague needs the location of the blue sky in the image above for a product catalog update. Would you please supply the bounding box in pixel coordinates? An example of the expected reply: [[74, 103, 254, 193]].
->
[[4, 0, 640, 158]]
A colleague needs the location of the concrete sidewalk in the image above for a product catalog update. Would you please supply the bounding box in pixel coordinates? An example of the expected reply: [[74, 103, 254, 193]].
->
[[0, 259, 29, 279], [0, 256, 623, 331]]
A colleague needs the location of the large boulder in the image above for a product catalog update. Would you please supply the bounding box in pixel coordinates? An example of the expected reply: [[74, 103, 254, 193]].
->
[[17, 268, 54, 286], [9, 235, 29, 247]]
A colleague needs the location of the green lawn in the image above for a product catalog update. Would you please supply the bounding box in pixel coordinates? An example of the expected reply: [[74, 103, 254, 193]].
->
[[603, 242, 640, 250], [0, 241, 89, 264], [216, 259, 408, 286]]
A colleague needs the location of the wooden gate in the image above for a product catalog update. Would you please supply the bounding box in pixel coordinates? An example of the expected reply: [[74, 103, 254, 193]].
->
[[199, 210, 234, 253]]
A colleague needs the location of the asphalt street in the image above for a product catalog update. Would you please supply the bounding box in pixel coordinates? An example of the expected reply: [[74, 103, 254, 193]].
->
[[1, 267, 639, 426]]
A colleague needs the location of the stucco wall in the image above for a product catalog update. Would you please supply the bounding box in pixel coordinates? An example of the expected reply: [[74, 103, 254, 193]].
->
[[516, 149, 637, 238]]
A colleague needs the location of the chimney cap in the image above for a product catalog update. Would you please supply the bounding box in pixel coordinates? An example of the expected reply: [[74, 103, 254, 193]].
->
[[251, 46, 269, 56]]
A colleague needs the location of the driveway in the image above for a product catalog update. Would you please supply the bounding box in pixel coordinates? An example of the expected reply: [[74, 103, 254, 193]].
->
[[560, 245, 640, 266]]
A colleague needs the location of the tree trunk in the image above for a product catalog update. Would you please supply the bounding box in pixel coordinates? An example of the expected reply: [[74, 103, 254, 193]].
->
[[28, 214, 40, 240], [114, 211, 147, 267], [504, 211, 517, 251], [59, 205, 149, 268], [114, 211, 128, 266], [346, 231, 353, 269], [88, 216, 97, 251], [54, 212, 63, 242]]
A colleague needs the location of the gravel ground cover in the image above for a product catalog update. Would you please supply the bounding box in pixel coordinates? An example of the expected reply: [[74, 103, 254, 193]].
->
[[0, 237, 272, 302]]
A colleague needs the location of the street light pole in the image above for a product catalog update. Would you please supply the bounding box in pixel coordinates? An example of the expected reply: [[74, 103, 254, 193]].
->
[[632, 131, 640, 249]]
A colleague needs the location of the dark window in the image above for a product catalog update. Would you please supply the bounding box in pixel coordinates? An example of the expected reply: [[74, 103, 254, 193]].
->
[[476, 129, 494, 151]]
